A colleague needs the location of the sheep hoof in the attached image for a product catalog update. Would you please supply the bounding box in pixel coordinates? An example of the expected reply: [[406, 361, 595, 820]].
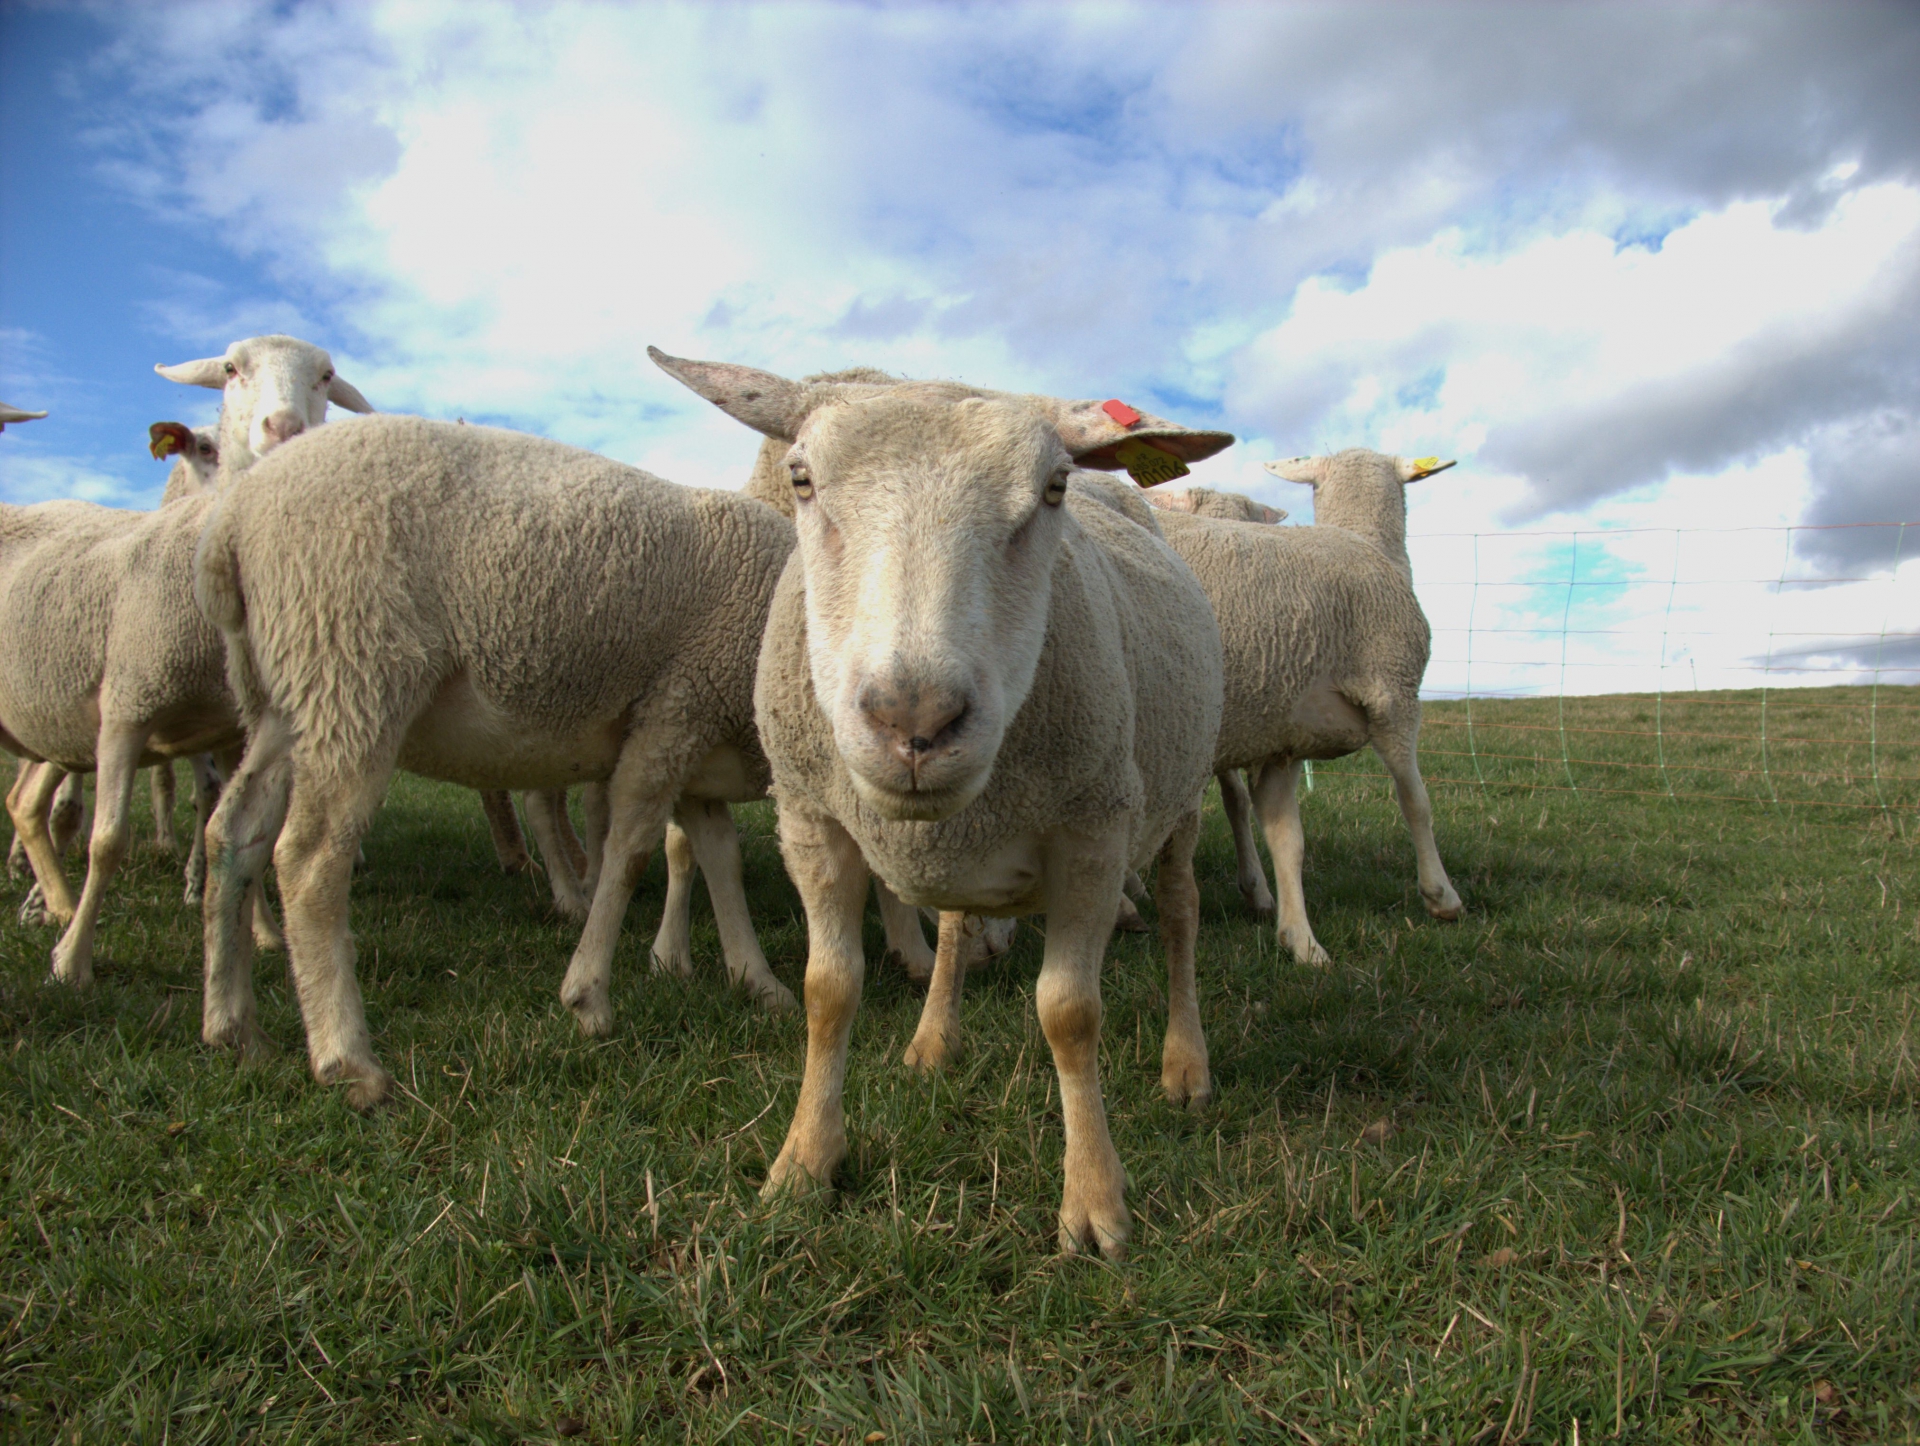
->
[[47, 942, 93, 990], [1282, 928, 1331, 967], [749, 977, 799, 1014], [761, 1141, 838, 1201], [1424, 888, 1464, 921], [1160, 1057, 1213, 1110], [902, 1029, 960, 1074], [647, 946, 694, 980], [18, 885, 64, 928], [885, 946, 935, 986], [1113, 898, 1151, 934], [555, 899, 591, 925], [340, 1068, 395, 1111], [1243, 889, 1276, 919], [568, 996, 614, 1038], [207, 1018, 276, 1062], [1057, 1187, 1129, 1262]]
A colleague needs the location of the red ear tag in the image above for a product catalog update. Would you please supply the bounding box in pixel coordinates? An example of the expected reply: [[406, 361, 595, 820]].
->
[[1102, 399, 1142, 428]]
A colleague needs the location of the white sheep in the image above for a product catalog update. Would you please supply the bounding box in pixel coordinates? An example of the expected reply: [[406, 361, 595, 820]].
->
[[1144, 487, 1288, 524], [155, 333, 372, 472], [0, 403, 48, 431], [660, 353, 1226, 1261], [191, 414, 823, 1102], [1148, 448, 1464, 964]]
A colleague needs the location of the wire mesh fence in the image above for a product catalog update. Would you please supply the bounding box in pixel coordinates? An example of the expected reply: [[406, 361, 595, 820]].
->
[[1311, 520, 1920, 825]]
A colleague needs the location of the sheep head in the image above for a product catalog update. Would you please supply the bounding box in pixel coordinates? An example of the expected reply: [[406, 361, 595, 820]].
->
[[155, 334, 371, 472]]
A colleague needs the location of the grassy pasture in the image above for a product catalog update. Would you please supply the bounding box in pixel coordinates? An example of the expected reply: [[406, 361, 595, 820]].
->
[[0, 688, 1915, 1444]]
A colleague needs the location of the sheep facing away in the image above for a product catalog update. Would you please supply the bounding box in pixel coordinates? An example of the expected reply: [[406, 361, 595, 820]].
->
[[662, 352, 1226, 1260], [1153, 448, 1463, 965], [192, 414, 822, 1104]]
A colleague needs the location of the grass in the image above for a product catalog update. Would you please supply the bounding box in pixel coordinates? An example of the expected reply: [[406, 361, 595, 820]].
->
[[1, 686, 1916, 1444]]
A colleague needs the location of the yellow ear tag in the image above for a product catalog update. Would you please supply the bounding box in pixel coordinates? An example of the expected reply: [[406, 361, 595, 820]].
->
[[150, 434, 182, 459], [1115, 438, 1189, 487], [1410, 456, 1441, 475]]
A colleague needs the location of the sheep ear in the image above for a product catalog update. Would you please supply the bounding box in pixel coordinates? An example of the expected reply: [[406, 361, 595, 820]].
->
[[1264, 455, 1327, 485], [327, 375, 374, 413], [155, 357, 228, 390], [1400, 455, 1456, 482], [648, 347, 811, 441], [149, 422, 195, 460]]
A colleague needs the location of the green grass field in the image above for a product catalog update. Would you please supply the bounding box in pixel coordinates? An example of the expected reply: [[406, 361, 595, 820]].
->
[[2, 688, 1915, 1444]]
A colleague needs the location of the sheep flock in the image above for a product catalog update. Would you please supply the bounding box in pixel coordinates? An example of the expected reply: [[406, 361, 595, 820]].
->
[[0, 334, 1463, 1259]]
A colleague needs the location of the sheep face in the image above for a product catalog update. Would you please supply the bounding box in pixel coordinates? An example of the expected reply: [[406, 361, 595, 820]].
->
[[788, 394, 1074, 822], [155, 334, 372, 471], [149, 422, 220, 493]]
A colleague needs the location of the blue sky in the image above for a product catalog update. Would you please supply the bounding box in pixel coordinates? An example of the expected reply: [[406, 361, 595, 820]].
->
[[2, 1, 1916, 691]]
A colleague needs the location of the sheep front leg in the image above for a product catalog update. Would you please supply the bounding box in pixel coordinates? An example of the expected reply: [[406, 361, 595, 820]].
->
[[1252, 758, 1330, 966], [149, 762, 177, 855], [49, 725, 150, 987], [522, 789, 590, 921], [48, 770, 86, 856], [1218, 767, 1276, 917], [764, 810, 868, 1197], [273, 752, 395, 1108], [902, 911, 968, 1074], [10, 761, 78, 926], [1039, 825, 1131, 1260], [675, 798, 795, 1011], [1371, 726, 1464, 921], [648, 814, 697, 979], [202, 720, 293, 1060], [1156, 808, 1212, 1107]]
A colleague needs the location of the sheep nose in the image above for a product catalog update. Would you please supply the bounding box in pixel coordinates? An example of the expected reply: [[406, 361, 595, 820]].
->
[[258, 410, 306, 448], [860, 681, 969, 769]]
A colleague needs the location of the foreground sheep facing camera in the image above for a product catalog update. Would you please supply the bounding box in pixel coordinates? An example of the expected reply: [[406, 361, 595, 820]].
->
[[669, 354, 1225, 1261], [1158, 448, 1464, 965]]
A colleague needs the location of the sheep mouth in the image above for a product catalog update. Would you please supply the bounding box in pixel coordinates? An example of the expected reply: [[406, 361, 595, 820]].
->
[[846, 762, 991, 823]]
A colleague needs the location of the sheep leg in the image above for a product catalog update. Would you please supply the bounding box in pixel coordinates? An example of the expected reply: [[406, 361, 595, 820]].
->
[[10, 761, 78, 926], [902, 911, 968, 1073], [479, 788, 532, 873], [676, 798, 795, 1011], [522, 790, 590, 921], [550, 789, 589, 881], [1218, 767, 1276, 917], [876, 881, 936, 982], [1252, 758, 1330, 966], [149, 761, 178, 855], [763, 810, 869, 1198], [183, 754, 221, 905], [1039, 824, 1132, 1261], [1156, 808, 1211, 1107], [1371, 726, 1464, 921], [579, 782, 609, 897], [49, 770, 86, 856], [556, 739, 685, 1038], [6, 759, 27, 880], [648, 814, 698, 979], [272, 748, 396, 1109], [202, 720, 293, 1059], [49, 724, 150, 987]]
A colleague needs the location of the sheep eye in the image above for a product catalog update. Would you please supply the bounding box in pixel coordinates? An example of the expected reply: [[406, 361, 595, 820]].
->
[[1042, 469, 1069, 507], [790, 464, 814, 501], [320, 369, 334, 384], [223, 362, 238, 378]]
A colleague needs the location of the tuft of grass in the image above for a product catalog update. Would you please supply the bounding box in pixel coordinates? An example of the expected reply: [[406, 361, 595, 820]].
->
[[1, 688, 1915, 1443]]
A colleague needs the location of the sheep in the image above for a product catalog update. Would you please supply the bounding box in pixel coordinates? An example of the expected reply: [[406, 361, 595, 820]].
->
[[0, 491, 283, 985], [0, 403, 48, 431], [660, 366, 1231, 983], [1144, 487, 1287, 524], [657, 352, 1227, 1261], [155, 333, 371, 473], [191, 413, 824, 1103], [1142, 448, 1464, 965]]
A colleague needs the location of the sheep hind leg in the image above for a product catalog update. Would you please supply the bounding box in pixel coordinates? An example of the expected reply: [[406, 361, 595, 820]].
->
[[479, 788, 532, 874], [273, 748, 397, 1108], [6, 759, 28, 880], [1157, 807, 1212, 1107], [1038, 823, 1132, 1260], [202, 720, 293, 1060], [579, 782, 609, 897], [877, 881, 935, 983], [149, 761, 178, 855], [10, 762, 78, 927], [557, 733, 689, 1038], [903, 911, 968, 1074], [49, 771, 85, 857], [1371, 722, 1463, 921], [49, 723, 151, 988], [648, 814, 697, 980], [522, 790, 590, 922], [763, 810, 868, 1198], [1252, 758, 1330, 966], [676, 798, 794, 1011], [550, 789, 589, 881], [183, 754, 221, 905], [1219, 767, 1276, 917]]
